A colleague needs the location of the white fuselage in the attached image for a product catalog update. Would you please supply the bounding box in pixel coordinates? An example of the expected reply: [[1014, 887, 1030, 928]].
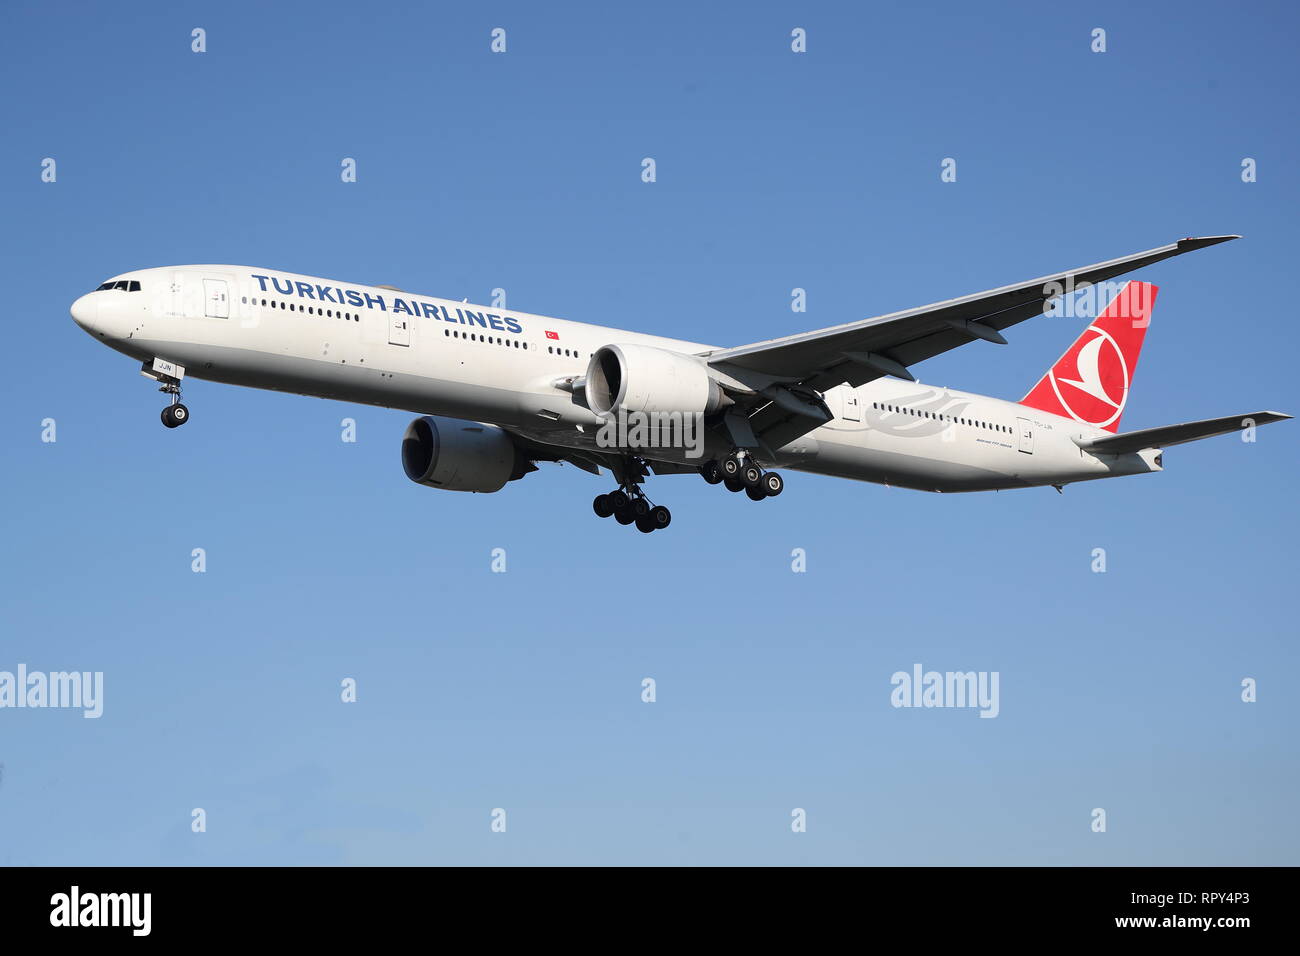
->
[[70, 266, 1160, 492]]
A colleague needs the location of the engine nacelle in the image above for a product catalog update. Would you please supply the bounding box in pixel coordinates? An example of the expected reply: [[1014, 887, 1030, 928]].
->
[[401, 416, 524, 493], [585, 344, 729, 417]]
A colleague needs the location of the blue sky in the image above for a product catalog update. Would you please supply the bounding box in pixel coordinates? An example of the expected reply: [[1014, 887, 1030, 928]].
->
[[1, 0, 1296, 865]]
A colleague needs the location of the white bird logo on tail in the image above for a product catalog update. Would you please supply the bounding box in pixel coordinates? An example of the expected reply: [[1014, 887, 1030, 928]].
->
[[1049, 326, 1129, 428]]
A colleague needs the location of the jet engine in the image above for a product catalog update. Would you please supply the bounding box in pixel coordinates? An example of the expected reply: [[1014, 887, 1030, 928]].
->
[[401, 416, 529, 493], [585, 344, 730, 417]]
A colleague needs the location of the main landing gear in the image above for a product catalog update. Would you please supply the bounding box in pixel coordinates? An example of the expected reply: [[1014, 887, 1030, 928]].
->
[[593, 487, 671, 533], [701, 452, 784, 501], [592, 457, 672, 533]]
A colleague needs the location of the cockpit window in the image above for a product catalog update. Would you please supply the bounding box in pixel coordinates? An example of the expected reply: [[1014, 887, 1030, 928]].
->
[[95, 280, 142, 291]]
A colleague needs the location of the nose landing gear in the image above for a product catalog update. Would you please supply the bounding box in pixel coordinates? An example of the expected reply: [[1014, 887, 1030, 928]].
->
[[158, 381, 190, 428], [142, 358, 191, 429]]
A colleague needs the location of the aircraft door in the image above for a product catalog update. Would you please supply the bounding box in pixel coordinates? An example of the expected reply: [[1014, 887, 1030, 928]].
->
[[841, 388, 861, 422], [1017, 417, 1034, 454], [388, 313, 410, 347], [203, 278, 229, 318]]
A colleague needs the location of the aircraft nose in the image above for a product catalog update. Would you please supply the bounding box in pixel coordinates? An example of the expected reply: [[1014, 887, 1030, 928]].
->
[[71, 293, 99, 333]]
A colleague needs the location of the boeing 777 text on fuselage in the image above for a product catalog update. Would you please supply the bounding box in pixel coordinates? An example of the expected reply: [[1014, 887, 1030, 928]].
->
[[71, 236, 1288, 532]]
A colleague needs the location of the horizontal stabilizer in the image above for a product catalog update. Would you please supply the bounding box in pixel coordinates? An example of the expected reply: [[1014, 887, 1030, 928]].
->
[[1075, 411, 1291, 455]]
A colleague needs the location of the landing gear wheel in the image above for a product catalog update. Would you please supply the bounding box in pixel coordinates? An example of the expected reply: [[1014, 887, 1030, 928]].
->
[[635, 505, 671, 533], [614, 507, 636, 525], [161, 403, 189, 428], [608, 490, 629, 510], [742, 464, 764, 488], [723, 476, 744, 493], [631, 497, 650, 519], [721, 455, 743, 479], [701, 461, 723, 485], [745, 485, 767, 501], [593, 494, 613, 518], [762, 472, 784, 497]]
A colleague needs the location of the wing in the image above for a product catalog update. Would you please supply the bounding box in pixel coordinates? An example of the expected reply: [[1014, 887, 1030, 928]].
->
[[703, 236, 1239, 452], [1075, 411, 1291, 456]]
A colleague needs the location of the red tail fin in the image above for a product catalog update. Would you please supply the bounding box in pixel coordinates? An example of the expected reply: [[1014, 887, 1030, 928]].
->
[[1020, 280, 1157, 432]]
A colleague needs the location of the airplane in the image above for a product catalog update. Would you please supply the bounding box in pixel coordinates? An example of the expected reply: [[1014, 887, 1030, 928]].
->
[[70, 235, 1289, 533]]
